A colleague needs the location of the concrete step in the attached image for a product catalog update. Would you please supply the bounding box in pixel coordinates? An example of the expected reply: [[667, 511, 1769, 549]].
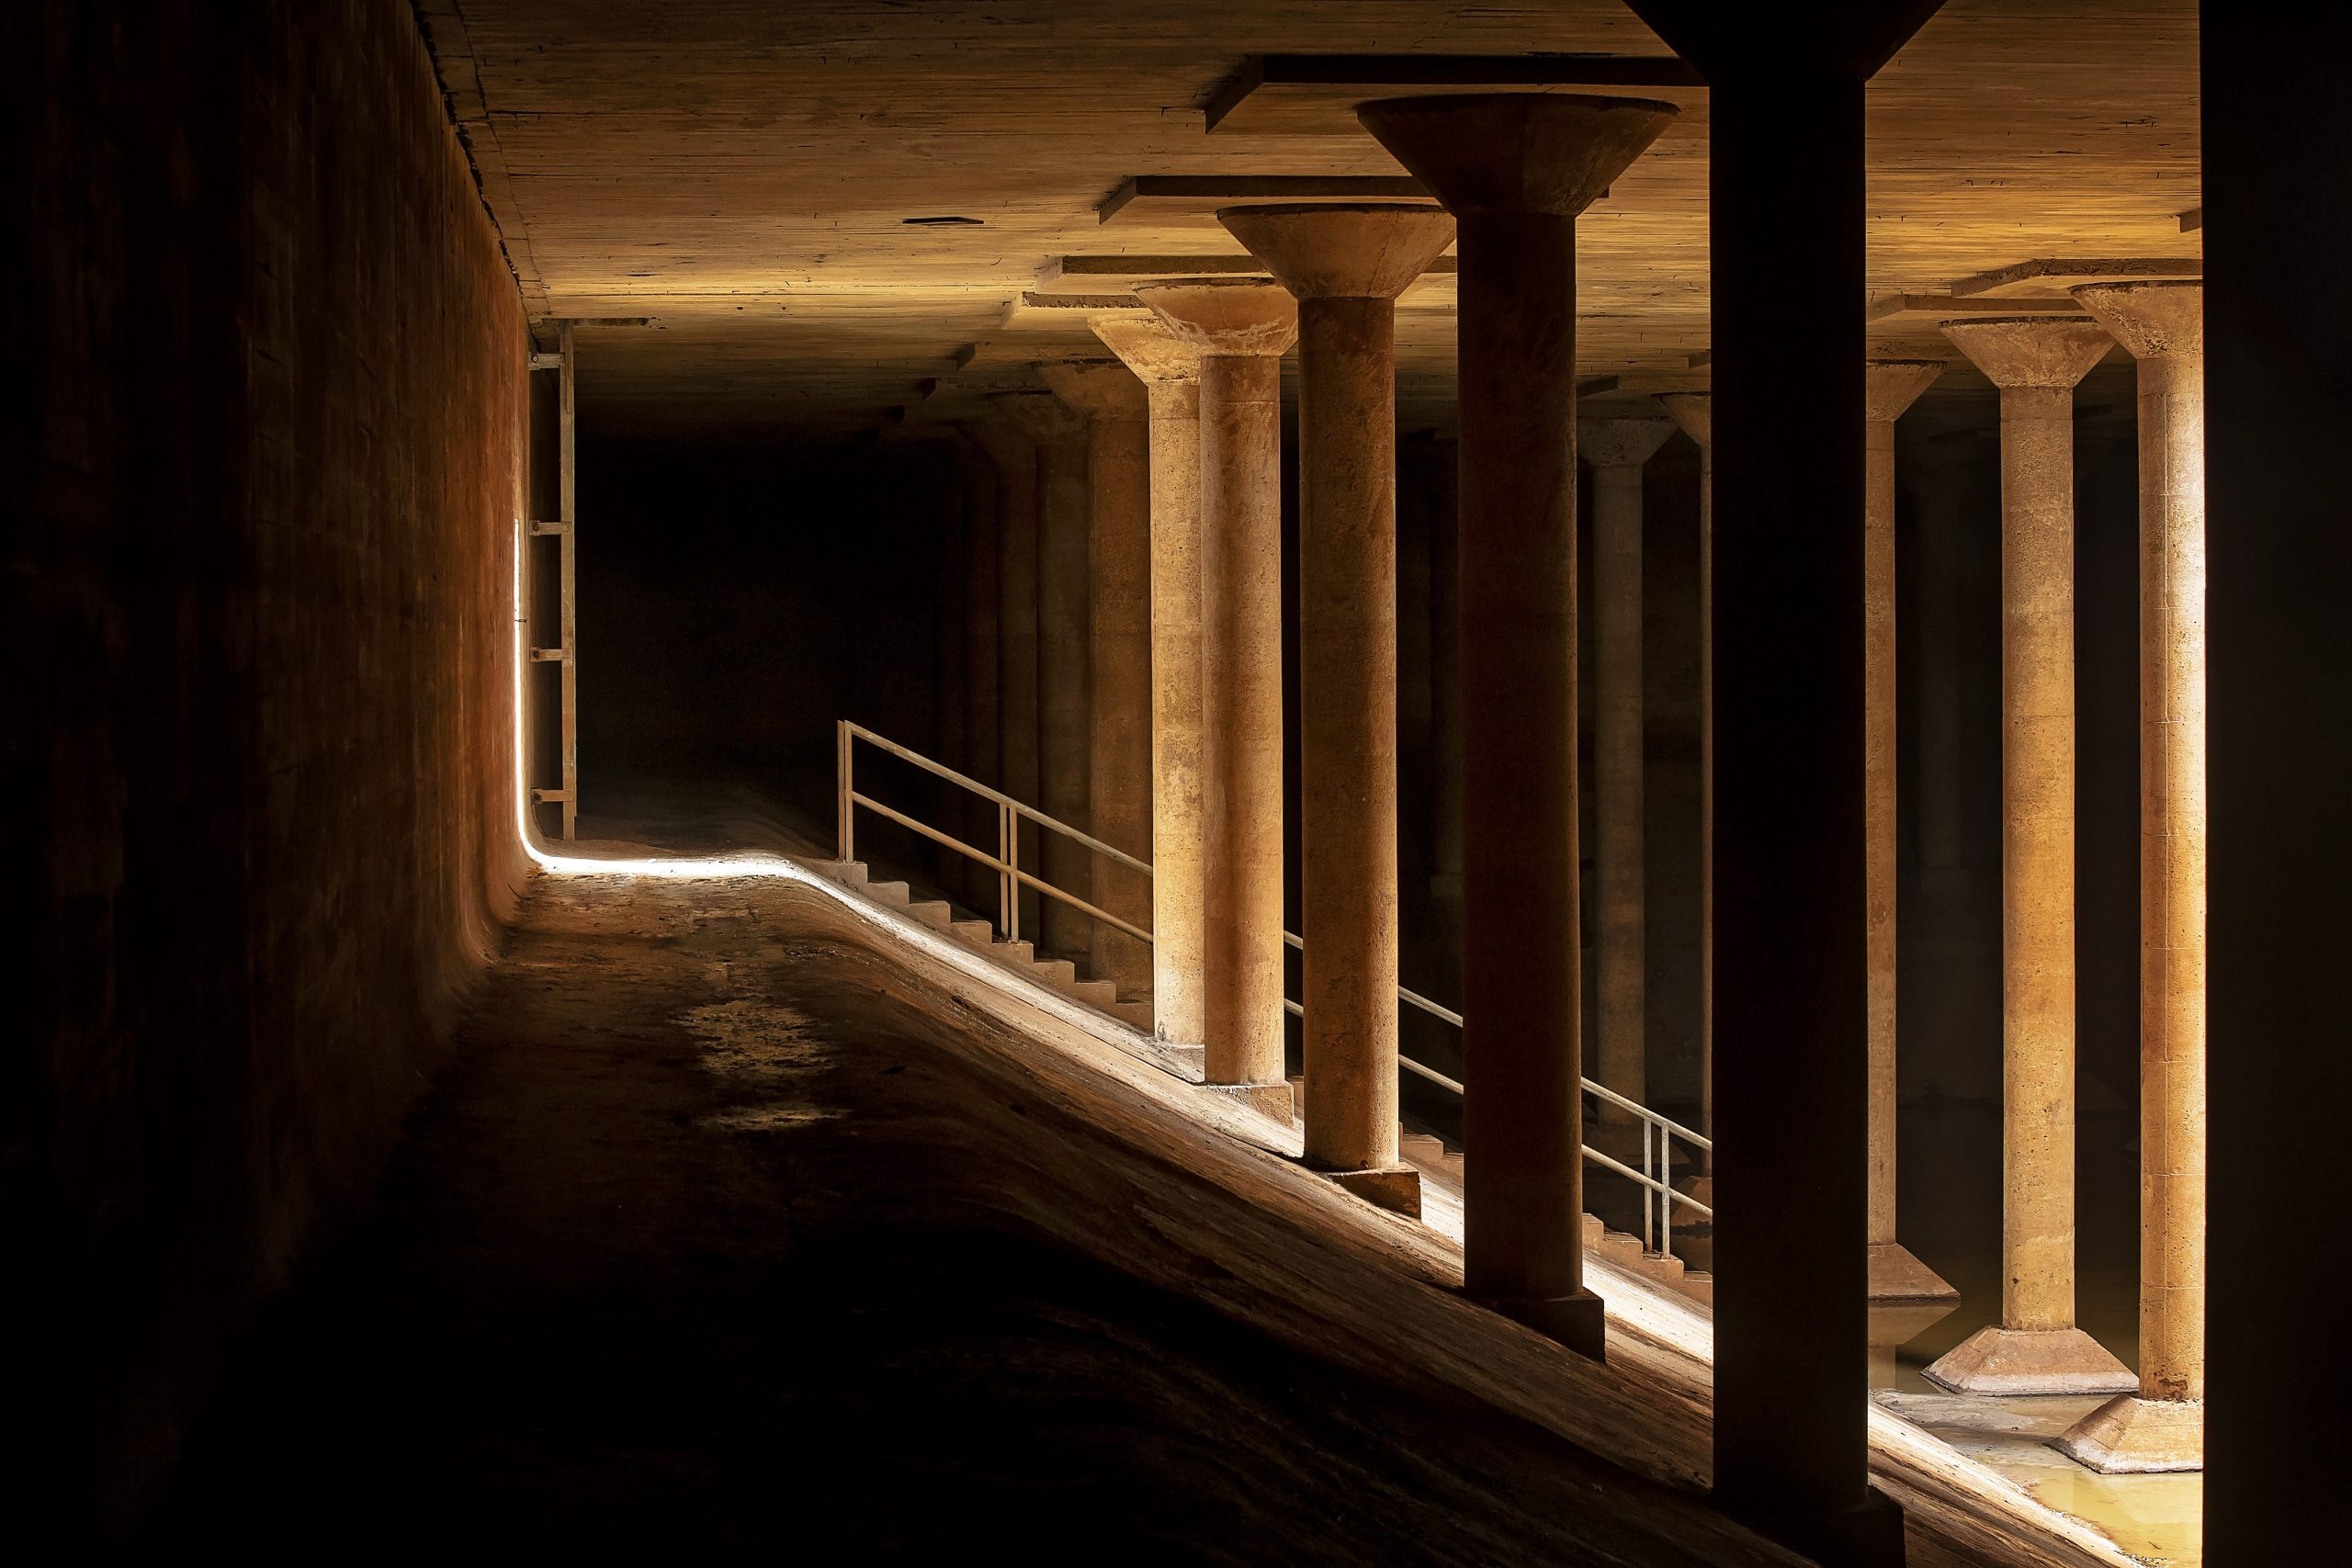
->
[[904, 899, 954, 930], [835, 860, 870, 887], [1065, 977, 1117, 1009], [997, 940, 1035, 965], [1287, 1075, 1306, 1117], [948, 918, 995, 949], [1398, 1131, 1447, 1166], [1109, 999, 1155, 1032], [1031, 958, 1077, 988], [865, 880, 911, 908]]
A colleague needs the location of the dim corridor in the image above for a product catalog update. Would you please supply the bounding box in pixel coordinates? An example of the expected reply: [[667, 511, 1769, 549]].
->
[[143, 870, 1789, 1564]]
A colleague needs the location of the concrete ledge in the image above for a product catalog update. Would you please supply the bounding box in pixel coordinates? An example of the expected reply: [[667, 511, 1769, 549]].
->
[[1324, 1164, 1422, 1218], [1474, 1288, 1607, 1361], [2052, 1393, 2203, 1474], [1922, 1325, 2137, 1397], [1200, 1080, 1296, 1123]]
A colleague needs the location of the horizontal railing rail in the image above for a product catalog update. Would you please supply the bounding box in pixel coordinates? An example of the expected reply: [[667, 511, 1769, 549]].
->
[[841, 719, 1713, 1265]]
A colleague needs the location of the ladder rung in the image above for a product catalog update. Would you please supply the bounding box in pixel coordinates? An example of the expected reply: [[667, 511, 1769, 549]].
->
[[526, 518, 571, 536], [529, 646, 567, 662], [529, 787, 574, 803]]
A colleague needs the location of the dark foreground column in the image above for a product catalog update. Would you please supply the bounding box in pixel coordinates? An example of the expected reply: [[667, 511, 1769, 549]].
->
[[1359, 94, 1678, 1359], [1620, 6, 1944, 1561], [1220, 202, 1458, 1216], [2204, 16, 2352, 1559]]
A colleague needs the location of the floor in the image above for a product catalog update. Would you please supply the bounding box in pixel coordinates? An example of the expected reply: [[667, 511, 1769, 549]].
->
[[148, 869, 1788, 1563]]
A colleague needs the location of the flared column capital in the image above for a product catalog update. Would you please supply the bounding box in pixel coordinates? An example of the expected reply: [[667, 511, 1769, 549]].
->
[[1089, 313, 1202, 386], [1863, 359, 1947, 423], [989, 385, 1089, 444], [1216, 203, 1455, 301], [1355, 94, 1678, 218], [1133, 279, 1297, 358], [1657, 389, 1711, 448], [1940, 316, 2113, 390], [2069, 279, 2203, 364], [1578, 409, 1676, 468], [1037, 358, 1148, 423]]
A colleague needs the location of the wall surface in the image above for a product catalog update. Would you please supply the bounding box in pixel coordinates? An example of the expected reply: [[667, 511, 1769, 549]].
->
[[3, 0, 529, 1538]]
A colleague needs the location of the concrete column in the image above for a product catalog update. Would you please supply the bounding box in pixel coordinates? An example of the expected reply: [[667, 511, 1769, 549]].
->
[[1040, 360, 1155, 1004], [1221, 203, 1458, 1216], [1580, 411, 1675, 1144], [1092, 316, 1207, 1044], [1924, 315, 2137, 1397], [956, 445, 1003, 908], [964, 416, 1043, 937], [995, 389, 1093, 961], [1360, 94, 1677, 1358], [2055, 279, 2206, 1474], [1860, 360, 1960, 1304], [1426, 439, 1464, 998], [1133, 281, 1298, 1120], [1657, 393, 1711, 1169]]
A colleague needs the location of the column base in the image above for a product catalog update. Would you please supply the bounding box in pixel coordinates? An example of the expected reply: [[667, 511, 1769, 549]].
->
[[1921, 1325, 2137, 1396], [1714, 1484, 1905, 1568], [1865, 1240, 1961, 1303], [1321, 1164, 1422, 1218], [1470, 1288, 1607, 1360], [1200, 1079, 1296, 1122], [2052, 1393, 2203, 1473]]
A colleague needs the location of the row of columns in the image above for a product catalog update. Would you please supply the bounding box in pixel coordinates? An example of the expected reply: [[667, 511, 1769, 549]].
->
[[937, 82, 2207, 1559]]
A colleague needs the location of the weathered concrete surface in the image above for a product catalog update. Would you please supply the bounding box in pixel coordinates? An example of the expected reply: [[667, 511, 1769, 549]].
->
[[1091, 316, 1206, 1045], [145, 870, 2122, 1565], [6, 0, 527, 1540], [1134, 281, 1297, 1112], [1860, 361, 1956, 1303], [1358, 93, 1677, 1356], [1926, 317, 2132, 1398], [1579, 410, 1675, 1142], [1039, 360, 1154, 1002], [2057, 278, 2206, 1473], [1219, 203, 1455, 1207]]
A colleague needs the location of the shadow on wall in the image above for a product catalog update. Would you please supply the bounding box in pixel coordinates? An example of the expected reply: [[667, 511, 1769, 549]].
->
[[576, 434, 960, 825]]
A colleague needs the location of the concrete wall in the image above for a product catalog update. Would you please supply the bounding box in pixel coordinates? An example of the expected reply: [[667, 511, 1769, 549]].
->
[[3, 0, 529, 1538]]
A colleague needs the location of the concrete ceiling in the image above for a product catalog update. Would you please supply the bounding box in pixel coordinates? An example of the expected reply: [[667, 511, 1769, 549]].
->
[[418, 1, 2199, 437]]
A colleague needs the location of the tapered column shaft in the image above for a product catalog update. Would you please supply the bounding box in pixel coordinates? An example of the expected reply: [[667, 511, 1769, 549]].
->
[[1041, 360, 1154, 1000], [1457, 209, 1587, 1307], [2003, 377, 2082, 1330], [960, 451, 1002, 903], [1035, 430, 1093, 956], [2054, 279, 2206, 1474], [1146, 376, 1209, 1041], [1860, 361, 1951, 1303], [1926, 315, 2132, 1398], [1219, 203, 1455, 1201], [1093, 316, 1211, 1044], [1583, 416, 1672, 1127], [1136, 281, 1296, 1109], [1359, 91, 1677, 1356], [1200, 352, 1289, 1092], [1658, 392, 1712, 1154]]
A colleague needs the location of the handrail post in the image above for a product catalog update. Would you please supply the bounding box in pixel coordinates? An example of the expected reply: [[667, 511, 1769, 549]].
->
[[837, 720, 854, 863]]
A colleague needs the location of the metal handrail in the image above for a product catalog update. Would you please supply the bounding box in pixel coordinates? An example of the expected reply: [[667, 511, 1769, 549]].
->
[[839, 718, 1713, 1265]]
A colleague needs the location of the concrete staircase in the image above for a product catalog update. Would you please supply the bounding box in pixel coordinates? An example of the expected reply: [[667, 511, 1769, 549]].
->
[[823, 859, 1171, 1045], [1289, 1077, 1713, 1310]]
